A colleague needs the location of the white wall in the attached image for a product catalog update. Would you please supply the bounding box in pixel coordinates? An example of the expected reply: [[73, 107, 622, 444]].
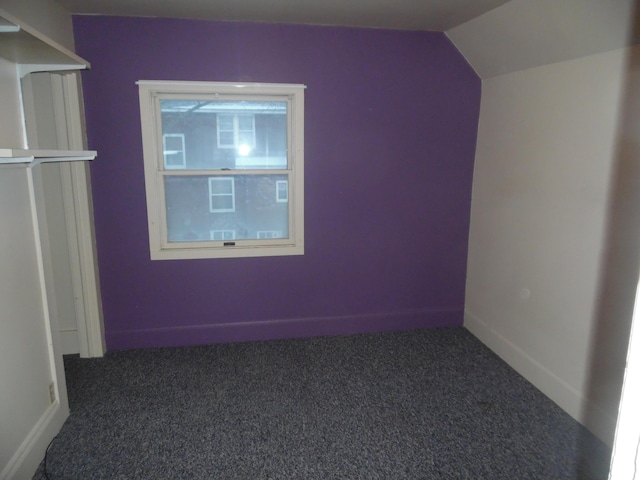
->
[[447, 0, 638, 78], [0, 56, 24, 148], [23, 72, 81, 355], [42, 162, 81, 354], [464, 45, 640, 445], [0, 2, 76, 478], [0, 165, 68, 478]]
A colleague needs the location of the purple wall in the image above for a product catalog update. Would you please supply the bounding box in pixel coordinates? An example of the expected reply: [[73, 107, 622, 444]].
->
[[72, 16, 480, 350]]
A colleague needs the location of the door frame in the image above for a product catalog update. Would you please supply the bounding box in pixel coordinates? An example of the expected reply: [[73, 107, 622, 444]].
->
[[54, 72, 105, 358]]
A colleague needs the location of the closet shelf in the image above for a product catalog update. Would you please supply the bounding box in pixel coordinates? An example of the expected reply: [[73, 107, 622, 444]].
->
[[0, 149, 97, 167], [0, 8, 90, 77]]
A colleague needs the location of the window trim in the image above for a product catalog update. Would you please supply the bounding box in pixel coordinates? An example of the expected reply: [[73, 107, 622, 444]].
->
[[137, 80, 305, 260]]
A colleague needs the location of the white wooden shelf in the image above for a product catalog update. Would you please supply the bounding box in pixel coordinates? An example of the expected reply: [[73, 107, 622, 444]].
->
[[0, 10, 95, 166], [0, 149, 97, 167], [0, 8, 90, 77]]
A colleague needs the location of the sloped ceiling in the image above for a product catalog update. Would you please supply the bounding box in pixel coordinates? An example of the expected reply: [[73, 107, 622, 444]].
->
[[55, 0, 511, 32], [448, 0, 640, 78], [57, 0, 639, 78]]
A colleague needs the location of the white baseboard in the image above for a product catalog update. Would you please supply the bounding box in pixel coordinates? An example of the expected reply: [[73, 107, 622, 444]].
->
[[0, 400, 69, 480], [464, 309, 616, 445]]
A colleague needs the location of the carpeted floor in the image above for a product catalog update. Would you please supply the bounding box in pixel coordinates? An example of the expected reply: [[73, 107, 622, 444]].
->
[[33, 327, 611, 479]]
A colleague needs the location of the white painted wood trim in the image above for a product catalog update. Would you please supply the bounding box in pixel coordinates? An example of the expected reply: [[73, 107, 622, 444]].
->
[[69, 162, 105, 357], [0, 8, 89, 77], [59, 161, 85, 355], [27, 166, 67, 419], [136, 80, 307, 92], [59, 73, 105, 357]]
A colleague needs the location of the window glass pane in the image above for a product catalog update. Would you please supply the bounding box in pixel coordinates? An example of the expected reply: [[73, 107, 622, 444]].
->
[[165, 154, 184, 168], [165, 136, 182, 150], [164, 174, 289, 243], [237, 115, 254, 130], [276, 180, 288, 202], [209, 177, 233, 194], [217, 114, 234, 129], [210, 195, 234, 211], [163, 134, 185, 169], [211, 230, 235, 240], [160, 99, 287, 171], [218, 131, 234, 147], [237, 131, 254, 147]]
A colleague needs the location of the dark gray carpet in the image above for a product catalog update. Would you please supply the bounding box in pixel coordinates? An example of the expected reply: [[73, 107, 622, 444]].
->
[[33, 327, 611, 479]]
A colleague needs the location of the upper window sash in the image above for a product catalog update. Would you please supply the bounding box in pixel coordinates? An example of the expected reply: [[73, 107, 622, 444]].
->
[[155, 94, 288, 171]]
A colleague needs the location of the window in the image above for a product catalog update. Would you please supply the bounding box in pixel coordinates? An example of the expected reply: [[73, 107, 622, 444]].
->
[[217, 114, 255, 151], [276, 180, 288, 203], [209, 177, 235, 212], [163, 133, 186, 169], [138, 80, 305, 260], [210, 230, 236, 240], [257, 230, 283, 239]]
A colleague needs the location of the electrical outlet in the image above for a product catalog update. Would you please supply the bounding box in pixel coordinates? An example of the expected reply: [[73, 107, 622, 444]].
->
[[48, 382, 56, 404]]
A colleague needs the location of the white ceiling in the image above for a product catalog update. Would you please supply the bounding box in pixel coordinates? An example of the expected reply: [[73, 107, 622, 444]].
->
[[449, 0, 640, 78], [56, 0, 512, 32]]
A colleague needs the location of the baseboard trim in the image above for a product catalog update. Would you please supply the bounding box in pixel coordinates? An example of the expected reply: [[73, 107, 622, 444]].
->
[[464, 309, 616, 445], [0, 400, 69, 480], [107, 306, 463, 351]]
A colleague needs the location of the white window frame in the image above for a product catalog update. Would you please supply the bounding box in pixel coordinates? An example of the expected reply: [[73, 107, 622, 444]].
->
[[162, 133, 186, 169], [138, 80, 305, 260], [208, 177, 235, 212]]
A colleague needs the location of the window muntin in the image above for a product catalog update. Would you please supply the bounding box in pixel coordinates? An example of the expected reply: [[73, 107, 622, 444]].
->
[[138, 81, 304, 259]]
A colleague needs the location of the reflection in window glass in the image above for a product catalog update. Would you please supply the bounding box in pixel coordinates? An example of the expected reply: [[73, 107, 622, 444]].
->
[[160, 100, 287, 171], [163, 133, 186, 169], [164, 174, 289, 243]]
